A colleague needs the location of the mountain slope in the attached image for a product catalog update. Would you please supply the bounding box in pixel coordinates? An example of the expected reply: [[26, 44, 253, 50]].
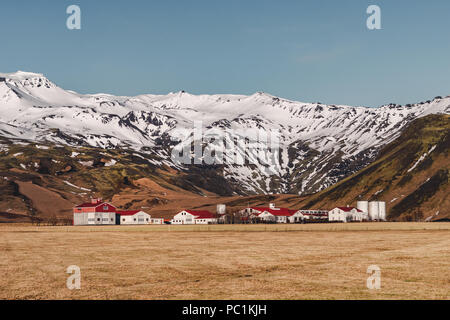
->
[[1, 71, 449, 197], [294, 114, 449, 221]]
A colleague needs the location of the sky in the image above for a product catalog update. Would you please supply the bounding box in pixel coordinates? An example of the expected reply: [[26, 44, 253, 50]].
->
[[1, 0, 449, 107]]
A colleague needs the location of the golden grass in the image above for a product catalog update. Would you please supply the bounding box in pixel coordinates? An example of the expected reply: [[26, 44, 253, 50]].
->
[[0, 223, 449, 300]]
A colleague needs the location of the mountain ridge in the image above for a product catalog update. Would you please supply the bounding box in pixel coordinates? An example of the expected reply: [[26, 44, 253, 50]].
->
[[1, 71, 449, 195]]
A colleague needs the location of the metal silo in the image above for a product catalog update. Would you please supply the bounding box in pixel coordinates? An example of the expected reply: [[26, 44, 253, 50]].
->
[[378, 201, 386, 221], [217, 204, 226, 215], [368, 201, 379, 221], [357, 201, 369, 213], [357, 201, 370, 221]]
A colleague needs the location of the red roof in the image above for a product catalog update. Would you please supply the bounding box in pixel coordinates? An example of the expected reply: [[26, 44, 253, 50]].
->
[[75, 201, 105, 208], [184, 210, 215, 219], [250, 207, 297, 216], [116, 210, 143, 216], [336, 207, 363, 213]]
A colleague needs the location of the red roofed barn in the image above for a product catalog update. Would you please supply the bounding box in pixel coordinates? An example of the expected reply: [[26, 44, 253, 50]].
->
[[73, 198, 117, 225]]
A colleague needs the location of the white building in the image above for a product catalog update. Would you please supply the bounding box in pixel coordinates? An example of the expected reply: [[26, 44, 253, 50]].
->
[[289, 210, 328, 223], [240, 204, 297, 223], [73, 199, 117, 226], [171, 210, 217, 225], [150, 218, 164, 224], [117, 210, 151, 225], [328, 207, 366, 223], [257, 211, 277, 223]]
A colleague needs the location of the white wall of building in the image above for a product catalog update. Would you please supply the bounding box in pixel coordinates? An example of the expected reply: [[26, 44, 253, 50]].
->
[[328, 208, 363, 223], [119, 211, 151, 225], [194, 218, 217, 224], [275, 215, 288, 223], [151, 218, 164, 224], [289, 211, 305, 223], [171, 211, 196, 224], [291, 210, 328, 223], [83, 211, 116, 225], [329, 208, 346, 222], [73, 212, 89, 225], [258, 212, 276, 222], [171, 211, 217, 225]]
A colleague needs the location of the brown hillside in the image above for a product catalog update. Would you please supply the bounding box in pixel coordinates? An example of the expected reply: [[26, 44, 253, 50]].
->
[[289, 114, 449, 221]]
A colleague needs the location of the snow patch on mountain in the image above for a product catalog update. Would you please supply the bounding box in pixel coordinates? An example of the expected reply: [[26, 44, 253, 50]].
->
[[407, 145, 437, 173]]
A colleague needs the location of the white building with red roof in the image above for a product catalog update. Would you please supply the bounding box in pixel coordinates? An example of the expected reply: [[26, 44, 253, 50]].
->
[[328, 206, 367, 223], [171, 210, 217, 225], [73, 198, 117, 225], [241, 204, 297, 223], [117, 210, 151, 225]]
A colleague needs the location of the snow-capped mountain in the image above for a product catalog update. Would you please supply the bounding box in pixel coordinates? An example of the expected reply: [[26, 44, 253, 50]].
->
[[1, 71, 449, 195]]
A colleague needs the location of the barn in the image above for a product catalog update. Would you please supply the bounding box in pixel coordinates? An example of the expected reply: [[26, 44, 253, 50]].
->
[[117, 210, 152, 225], [328, 207, 366, 223], [171, 210, 217, 225], [73, 198, 117, 225]]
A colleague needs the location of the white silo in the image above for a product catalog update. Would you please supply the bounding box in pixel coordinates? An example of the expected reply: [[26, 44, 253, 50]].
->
[[378, 201, 386, 221], [357, 201, 369, 213], [217, 204, 226, 215], [357, 201, 369, 221], [368, 201, 379, 221]]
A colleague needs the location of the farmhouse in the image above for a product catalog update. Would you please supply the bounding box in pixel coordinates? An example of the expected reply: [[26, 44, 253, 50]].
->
[[171, 210, 217, 225], [117, 210, 151, 225], [73, 198, 117, 225], [242, 204, 297, 223], [328, 207, 366, 223]]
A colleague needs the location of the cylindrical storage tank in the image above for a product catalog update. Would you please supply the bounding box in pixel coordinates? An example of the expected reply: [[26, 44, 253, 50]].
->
[[217, 204, 226, 215], [378, 201, 386, 221], [368, 201, 379, 221], [357, 201, 369, 213]]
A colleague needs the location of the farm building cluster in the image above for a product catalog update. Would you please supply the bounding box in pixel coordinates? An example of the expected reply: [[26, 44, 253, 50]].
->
[[73, 199, 386, 226], [73, 199, 164, 226]]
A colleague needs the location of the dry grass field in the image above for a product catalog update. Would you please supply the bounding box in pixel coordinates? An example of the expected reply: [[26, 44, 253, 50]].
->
[[0, 223, 449, 300]]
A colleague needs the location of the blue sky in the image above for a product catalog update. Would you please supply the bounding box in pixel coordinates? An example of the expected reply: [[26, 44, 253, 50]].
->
[[1, 0, 449, 107]]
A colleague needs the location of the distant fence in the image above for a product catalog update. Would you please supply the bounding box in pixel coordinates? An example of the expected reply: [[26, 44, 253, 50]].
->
[[30, 216, 72, 226]]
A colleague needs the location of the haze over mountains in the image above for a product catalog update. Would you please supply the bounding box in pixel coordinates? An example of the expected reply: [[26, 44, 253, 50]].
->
[[1, 71, 449, 197]]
